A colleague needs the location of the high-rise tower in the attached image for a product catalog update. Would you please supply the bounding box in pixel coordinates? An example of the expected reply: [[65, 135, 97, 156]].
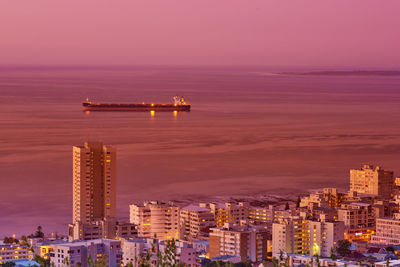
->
[[69, 141, 117, 240]]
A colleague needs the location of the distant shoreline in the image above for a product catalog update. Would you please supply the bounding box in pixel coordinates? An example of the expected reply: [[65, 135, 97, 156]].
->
[[280, 70, 400, 76]]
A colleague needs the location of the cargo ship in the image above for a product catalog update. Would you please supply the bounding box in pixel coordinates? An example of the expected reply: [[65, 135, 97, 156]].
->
[[82, 96, 191, 111]]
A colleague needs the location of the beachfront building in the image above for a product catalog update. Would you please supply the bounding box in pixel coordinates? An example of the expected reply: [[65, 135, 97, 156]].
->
[[180, 204, 215, 240], [350, 165, 394, 199], [69, 142, 117, 241], [0, 243, 33, 264], [272, 215, 344, 258], [209, 223, 269, 262], [48, 239, 122, 267], [200, 202, 249, 227], [130, 201, 180, 240]]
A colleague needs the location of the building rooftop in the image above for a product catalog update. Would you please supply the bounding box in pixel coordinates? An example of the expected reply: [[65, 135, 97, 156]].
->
[[182, 204, 210, 212], [52, 238, 118, 247], [193, 240, 209, 245], [211, 255, 240, 261], [124, 238, 149, 244]]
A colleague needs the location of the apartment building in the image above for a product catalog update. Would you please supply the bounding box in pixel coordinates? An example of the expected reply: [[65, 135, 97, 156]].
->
[[337, 202, 376, 242], [371, 214, 400, 245], [130, 201, 180, 240], [121, 238, 200, 267], [209, 223, 269, 262], [48, 239, 122, 267], [69, 142, 117, 241], [350, 165, 394, 199], [200, 202, 249, 227], [180, 204, 215, 240], [300, 188, 344, 209], [115, 221, 138, 239], [0, 244, 32, 264], [272, 215, 344, 258]]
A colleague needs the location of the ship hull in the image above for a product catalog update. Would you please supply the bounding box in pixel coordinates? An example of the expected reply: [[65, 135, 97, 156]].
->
[[82, 103, 191, 111]]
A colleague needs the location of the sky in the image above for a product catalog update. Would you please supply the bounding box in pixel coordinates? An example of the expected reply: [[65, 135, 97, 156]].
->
[[0, 0, 400, 68]]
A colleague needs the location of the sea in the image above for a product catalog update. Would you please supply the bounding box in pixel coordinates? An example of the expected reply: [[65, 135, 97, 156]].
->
[[1, 66, 400, 236]]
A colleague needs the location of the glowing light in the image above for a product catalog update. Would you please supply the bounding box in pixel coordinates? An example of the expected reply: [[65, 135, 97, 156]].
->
[[85, 110, 91, 115], [150, 110, 155, 117], [151, 103, 154, 107], [173, 110, 177, 117]]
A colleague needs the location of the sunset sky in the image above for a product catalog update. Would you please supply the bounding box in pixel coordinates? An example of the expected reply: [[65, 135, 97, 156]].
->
[[1, 0, 400, 67]]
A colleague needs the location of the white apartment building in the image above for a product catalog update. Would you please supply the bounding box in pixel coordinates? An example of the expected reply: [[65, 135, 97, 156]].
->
[[115, 221, 137, 239], [371, 214, 400, 245], [248, 205, 298, 227], [272, 215, 344, 257], [69, 142, 117, 241], [200, 202, 249, 227], [337, 202, 375, 229], [0, 244, 32, 264], [159, 240, 200, 267], [248, 205, 275, 226], [209, 223, 269, 262], [130, 201, 180, 240], [121, 238, 153, 266], [48, 239, 122, 267], [350, 165, 394, 199], [121, 238, 200, 267], [180, 204, 215, 240]]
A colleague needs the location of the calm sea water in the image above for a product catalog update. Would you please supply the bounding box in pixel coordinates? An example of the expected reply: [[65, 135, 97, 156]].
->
[[1, 66, 400, 236]]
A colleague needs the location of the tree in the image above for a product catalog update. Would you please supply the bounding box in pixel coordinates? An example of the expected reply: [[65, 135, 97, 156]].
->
[[296, 196, 301, 208], [63, 256, 70, 267], [285, 202, 290, 210], [330, 247, 337, 260], [279, 250, 284, 261], [316, 254, 321, 267], [3, 237, 19, 244], [272, 257, 279, 267], [336, 240, 351, 257], [35, 226, 45, 238], [33, 255, 51, 267], [134, 237, 187, 267], [87, 254, 107, 267]]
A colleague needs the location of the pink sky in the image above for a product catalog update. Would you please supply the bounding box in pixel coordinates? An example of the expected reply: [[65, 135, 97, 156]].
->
[[0, 0, 399, 67]]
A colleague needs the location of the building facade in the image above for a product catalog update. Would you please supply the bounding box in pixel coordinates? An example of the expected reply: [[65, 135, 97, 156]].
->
[[209, 223, 269, 262], [272, 215, 344, 258], [0, 244, 32, 264], [350, 165, 394, 199], [180, 204, 215, 240], [200, 202, 249, 227], [130, 201, 180, 240], [337, 202, 375, 242], [69, 142, 117, 241], [48, 239, 122, 267], [371, 215, 400, 245]]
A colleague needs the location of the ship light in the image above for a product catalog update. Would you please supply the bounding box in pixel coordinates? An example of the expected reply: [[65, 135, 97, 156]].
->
[[151, 103, 154, 107]]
